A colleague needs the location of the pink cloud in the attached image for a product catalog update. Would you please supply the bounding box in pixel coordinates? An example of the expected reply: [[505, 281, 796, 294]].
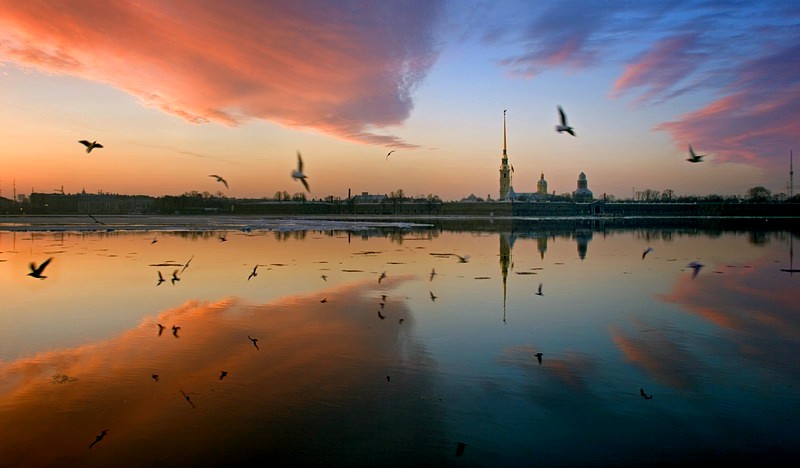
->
[[0, 0, 443, 148], [612, 34, 705, 103], [655, 43, 800, 169]]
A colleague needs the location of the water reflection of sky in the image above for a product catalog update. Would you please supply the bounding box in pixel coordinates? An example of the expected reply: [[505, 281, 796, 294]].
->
[[1, 226, 798, 464]]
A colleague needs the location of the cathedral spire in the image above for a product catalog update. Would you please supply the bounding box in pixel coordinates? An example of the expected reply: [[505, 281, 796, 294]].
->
[[503, 109, 507, 156]]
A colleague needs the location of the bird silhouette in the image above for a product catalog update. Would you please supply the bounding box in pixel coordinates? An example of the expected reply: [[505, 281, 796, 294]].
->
[[687, 145, 705, 163], [320, 297, 328, 303], [156, 271, 165, 286], [208, 174, 229, 189], [429, 291, 438, 302], [150, 237, 158, 244], [399, 318, 404, 324], [171, 269, 180, 285], [455, 442, 467, 457], [88, 429, 108, 449], [642, 247, 653, 260], [27, 257, 53, 279], [555, 106, 575, 136], [248, 335, 259, 350], [179, 389, 196, 408], [321, 274, 328, 282], [157, 323, 165, 336], [180, 255, 194, 273], [172, 325, 181, 337], [386, 375, 391, 382], [247, 265, 259, 281], [534, 352, 543, 365], [151, 374, 159, 382], [219, 370, 228, 381], [87, 213, 105, 225], [535, 283, 543, 296], [79, 140, 103, 153], [688, 261, 704, 279], [291, 151, 310, 192], [640, 388, 653, 400], [218, 233, 227, 242], [378, 310, 386, 320], [378, 271, 387, 284], [386, 149, 396, 160], [454, 254, 470, 263], [430, 268, 437, 282]]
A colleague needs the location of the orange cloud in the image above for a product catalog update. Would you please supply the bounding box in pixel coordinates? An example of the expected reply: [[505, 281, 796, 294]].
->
[[0, 1, 443, 148]]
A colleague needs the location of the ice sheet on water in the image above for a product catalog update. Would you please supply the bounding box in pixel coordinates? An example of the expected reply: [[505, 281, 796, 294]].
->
[[0, 215, 431, 232]]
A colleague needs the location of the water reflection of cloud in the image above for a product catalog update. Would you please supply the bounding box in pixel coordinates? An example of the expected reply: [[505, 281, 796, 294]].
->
[[0, 279, 448, 465], [610, 321, 704, 390], [658, 259, 800, 377]]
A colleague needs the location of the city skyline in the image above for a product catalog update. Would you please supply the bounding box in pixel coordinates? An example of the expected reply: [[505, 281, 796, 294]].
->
[[1, 1, 798, 201]]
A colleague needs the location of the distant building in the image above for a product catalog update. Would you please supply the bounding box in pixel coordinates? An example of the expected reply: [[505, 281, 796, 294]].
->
[[351, 192, 387, 203], [537, 173, 548, 196], [573, 172, 593, 202]]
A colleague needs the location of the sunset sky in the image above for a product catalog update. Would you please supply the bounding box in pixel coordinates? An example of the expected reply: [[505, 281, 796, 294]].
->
[[1, 0, 798, 201]]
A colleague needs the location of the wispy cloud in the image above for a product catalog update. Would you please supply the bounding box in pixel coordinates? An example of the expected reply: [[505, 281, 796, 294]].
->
[[480, 1, 800, 170], [0, 1, 444, 148]]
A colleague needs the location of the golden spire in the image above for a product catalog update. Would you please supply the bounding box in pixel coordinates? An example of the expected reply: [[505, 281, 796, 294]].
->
[[503, 109, 507, 155]]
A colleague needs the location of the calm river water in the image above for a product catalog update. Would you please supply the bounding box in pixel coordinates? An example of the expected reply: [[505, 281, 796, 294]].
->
[[1, 217, 798, 466]]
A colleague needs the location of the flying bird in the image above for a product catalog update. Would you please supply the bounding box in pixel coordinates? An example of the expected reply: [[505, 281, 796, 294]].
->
[[156, 271, 165, 286], [87, 213, 105, 225], [320, 297, 328, 303], [687, 145, 705, 163], [150, 237, 158, 244], [535, 283, 543, 296], [386, 149, 396, 160], [88, 429, 108, 449], [171, 269, 180, 285], [151, 374, 159, 382], [248, 265, 259, 281], [218, 233, 227, 242], [208, 174, 229, 189], [640, 388, 653, 400], [642, 247, 653, 260], [172, 325, 181, 337], [455, 442, 467, 457], [687, 261, 704, 279], [378, 271, 387, 284], [219, 370, 228, 381], [378, 310, 386, 320], [179, 389, 196, 408], [180, 255, 194, 274], [555, 106, 575, 136], [79, 140, 103, 153], [321, 274, 328, 282], [248, 335, 259, 350], [454, 254, 470, 263], [429, 291, 438, 302], [534, 352, 543, 365], [157, 323, 165, 336], [291, 151, 310, 192], [27, 257, 53, 279], [429, 268, 436, 282]]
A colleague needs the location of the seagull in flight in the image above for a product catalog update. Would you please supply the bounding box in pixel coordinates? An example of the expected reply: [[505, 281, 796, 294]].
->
[[79, 140, 104, 153], [171, 269, 180, 285], [378, 271, 387, 284], [429, 291, 438, 302], [248, 335, 260, 350], [156, 271, 165, 286], [454, 254, 470, 263], [642, 247, 653, 260], [27, 257, 53, 279], [291, 151, 310, 192], [555, 106, 575, 136], [208, 174, 229, 189], [87, 213, 105, 225], [248, 265, 259, 281], [386, 150, 396, 160], [687, 145, 705, 163], [535, 283, 543, 296], [157, 323, 165, 336], [88, 429, 109, 449], [534, 352, 543, 364], [429, 268, 436, 282], [640, 388, 653, 400]]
